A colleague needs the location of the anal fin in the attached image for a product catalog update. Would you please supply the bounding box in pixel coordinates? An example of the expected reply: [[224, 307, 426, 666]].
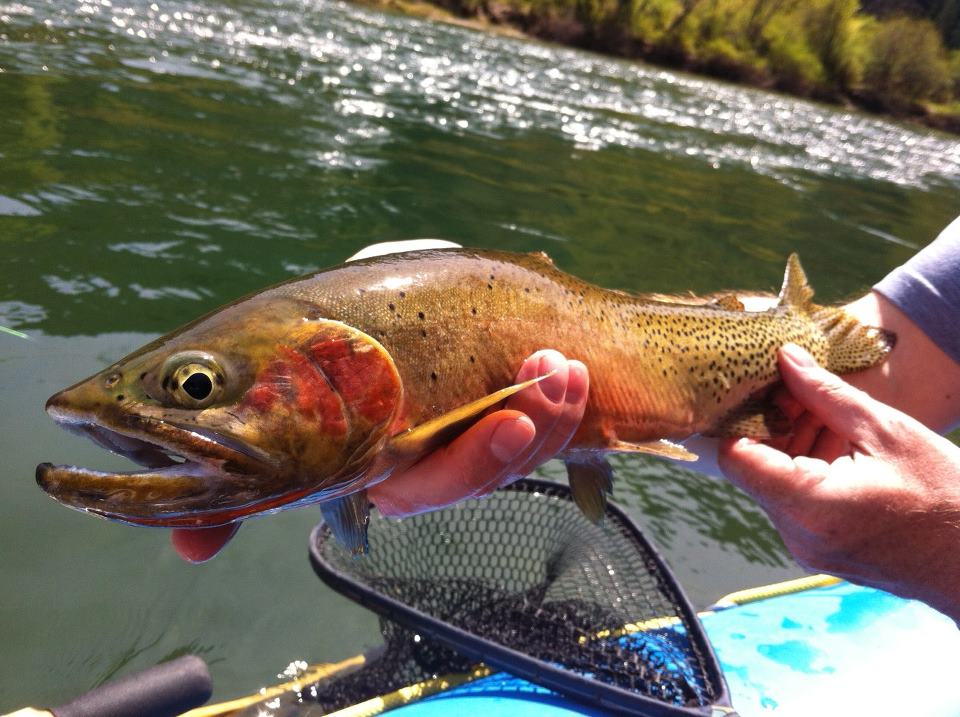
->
[[389, 372, 555, 461], [321, 491, 371, 556], [610, 439, 699, 462], [705, 397, 790, 439], [565, 454, 613, 523]]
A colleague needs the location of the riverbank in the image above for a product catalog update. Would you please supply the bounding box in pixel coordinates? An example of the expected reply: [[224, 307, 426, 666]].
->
[[355, 0, 960, 135], [357, 0, 527, 35]]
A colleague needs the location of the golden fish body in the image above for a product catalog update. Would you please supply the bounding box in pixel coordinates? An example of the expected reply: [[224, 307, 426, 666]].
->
[[279, 249, 890, 446], [37, 249, 893, 551]]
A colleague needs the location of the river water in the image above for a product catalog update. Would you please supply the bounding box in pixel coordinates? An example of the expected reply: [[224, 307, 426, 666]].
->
[[1, 0, 959, 707]]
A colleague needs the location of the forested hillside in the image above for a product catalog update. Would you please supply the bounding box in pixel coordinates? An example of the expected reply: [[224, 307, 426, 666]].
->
[[404, 0, 960, 130]]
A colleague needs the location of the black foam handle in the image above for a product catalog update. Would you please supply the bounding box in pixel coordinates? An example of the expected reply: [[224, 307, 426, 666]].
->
[[50, 655, 212, 717]]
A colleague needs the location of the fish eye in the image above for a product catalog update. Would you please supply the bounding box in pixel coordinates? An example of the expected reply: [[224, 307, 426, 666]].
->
[[162, 353, 224, 408], [182, 370, 214, 401]]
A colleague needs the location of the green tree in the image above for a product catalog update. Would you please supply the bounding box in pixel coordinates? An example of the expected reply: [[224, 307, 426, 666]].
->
[[864, 16, 952, 108], [807, 0, 861, 89]]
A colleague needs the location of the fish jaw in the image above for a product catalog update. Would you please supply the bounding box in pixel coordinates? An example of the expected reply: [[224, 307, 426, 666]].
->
[[37, 389, 285, 527], [36, 463, 217, 526]]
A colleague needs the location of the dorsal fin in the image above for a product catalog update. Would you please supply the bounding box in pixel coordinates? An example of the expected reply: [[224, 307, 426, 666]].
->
[[777, 253, 814, 311]]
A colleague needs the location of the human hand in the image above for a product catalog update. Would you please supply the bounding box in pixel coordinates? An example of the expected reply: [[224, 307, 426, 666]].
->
[[368, 349, 589, 517], [688, 290, 960, 478], [719, 344, 960, 625]]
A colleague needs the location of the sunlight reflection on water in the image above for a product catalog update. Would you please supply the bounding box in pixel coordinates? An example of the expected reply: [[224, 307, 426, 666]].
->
[[5, 0, 960, 190]]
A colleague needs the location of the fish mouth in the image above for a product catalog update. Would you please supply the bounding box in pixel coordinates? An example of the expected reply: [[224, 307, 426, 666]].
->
[[37, 401, 279, 528]]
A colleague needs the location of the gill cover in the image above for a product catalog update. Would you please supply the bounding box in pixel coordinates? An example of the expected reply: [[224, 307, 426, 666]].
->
[[237, 319, 404, 488]]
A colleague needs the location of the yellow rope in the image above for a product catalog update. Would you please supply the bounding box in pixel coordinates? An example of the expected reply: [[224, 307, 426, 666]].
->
[[323, 666, 494, 717], [708, 574, 842, 609], [180, 654, 367, 717]]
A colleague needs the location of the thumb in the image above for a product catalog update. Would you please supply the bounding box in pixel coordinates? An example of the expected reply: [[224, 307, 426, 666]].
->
[[778, 344, 891, 452], [719, 437, 808, 503]]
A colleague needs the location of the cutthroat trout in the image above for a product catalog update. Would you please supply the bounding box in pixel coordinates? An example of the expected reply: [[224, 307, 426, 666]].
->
[[38, 249, 894, 552]]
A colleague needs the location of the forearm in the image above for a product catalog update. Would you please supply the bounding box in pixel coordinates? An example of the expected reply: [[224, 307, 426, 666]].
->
[[843, 291, 960, 434]]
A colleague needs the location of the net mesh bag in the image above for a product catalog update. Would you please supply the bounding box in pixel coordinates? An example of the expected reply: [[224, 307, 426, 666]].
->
[[245, 479, 730, 716]]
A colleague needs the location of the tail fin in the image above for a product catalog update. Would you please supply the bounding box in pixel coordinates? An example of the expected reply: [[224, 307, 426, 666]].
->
[[778, 253, 896, 374]]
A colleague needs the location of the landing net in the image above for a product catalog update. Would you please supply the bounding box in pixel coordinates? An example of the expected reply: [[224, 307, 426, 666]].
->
[[243, 479, 731, 716]]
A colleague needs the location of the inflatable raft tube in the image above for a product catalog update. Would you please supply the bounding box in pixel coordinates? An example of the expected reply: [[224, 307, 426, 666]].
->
[[187, 574, 960, 717]]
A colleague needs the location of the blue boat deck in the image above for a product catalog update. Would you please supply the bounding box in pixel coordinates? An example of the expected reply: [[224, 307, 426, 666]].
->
[[384, 582, 959, 716]]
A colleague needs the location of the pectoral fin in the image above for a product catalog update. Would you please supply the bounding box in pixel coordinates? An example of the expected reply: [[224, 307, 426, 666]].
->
[[566, 454, 613, 523], [321, 491, 371, 556], [388, 372, 555, 461], [705, 397, 790, 439], [609, 439, 699, 461]]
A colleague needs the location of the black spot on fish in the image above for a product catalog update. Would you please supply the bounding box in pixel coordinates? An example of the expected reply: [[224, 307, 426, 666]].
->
[[471, 307, 477, 315], [469, 356, 475, 363], [420, 329, 427, 337], [430, 371, 438, 381], [418, 311, 425, 320], [139, 372, 147, 380], [116, 394, 124, 401], [388, 303, 395, 312], [399, 291, 406, 299]]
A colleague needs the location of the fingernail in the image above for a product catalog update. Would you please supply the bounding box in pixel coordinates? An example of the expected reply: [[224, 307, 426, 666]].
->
[[490, 416, 535, 463], [781, 343, 817, 369], [538, 353, 566, 403]]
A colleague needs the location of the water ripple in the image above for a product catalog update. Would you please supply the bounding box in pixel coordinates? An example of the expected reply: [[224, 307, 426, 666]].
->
[[4, 0, 959, 190]]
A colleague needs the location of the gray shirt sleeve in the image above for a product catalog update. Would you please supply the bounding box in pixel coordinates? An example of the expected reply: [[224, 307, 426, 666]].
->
[[874, 216, 960, 365]]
